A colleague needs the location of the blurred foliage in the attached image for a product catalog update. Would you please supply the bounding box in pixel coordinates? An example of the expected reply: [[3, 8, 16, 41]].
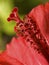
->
[[0, 0, 49, 51]]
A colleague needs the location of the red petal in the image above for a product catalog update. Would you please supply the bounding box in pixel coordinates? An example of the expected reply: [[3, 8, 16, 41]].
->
[[6, 37, 49, 65], [28, 4, 49, 55], [0, 51, 23, 65]]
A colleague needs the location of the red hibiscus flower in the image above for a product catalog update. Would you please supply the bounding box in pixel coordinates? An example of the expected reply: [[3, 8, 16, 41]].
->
[[0, 2, 49, 65]]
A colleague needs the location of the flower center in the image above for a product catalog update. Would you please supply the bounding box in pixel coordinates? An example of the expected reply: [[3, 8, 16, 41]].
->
[[7, 7, 49, 61]]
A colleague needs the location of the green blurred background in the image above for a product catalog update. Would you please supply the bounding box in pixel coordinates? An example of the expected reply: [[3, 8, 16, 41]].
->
[[0, 0, 49, 52]]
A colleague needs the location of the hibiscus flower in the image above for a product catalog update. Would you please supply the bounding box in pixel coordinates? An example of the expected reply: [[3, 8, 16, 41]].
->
[[0, 2, 49, 65]]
